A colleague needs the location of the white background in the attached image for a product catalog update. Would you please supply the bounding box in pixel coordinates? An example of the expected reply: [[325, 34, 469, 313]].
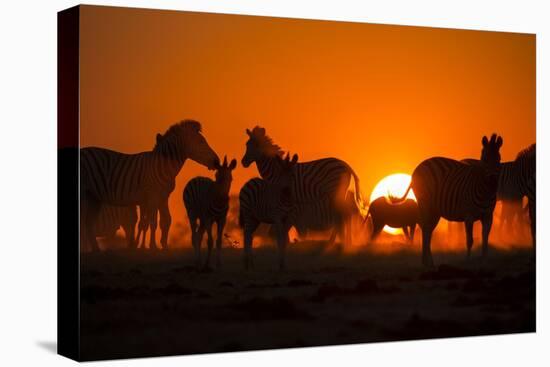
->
[[0, 0, 548, 365]]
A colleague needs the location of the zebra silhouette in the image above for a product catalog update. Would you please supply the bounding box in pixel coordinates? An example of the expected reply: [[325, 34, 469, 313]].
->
[[514, 144, 536, 246], [393, 134, 503, 266], [239, 153, 299, 270], [462, 143, 535, 246], [241, 126, 364, 247], [183, 156, 237, 269], [364, 197, 419, 243], [80, 120, 219, 252], [80, 204, 137, 252]]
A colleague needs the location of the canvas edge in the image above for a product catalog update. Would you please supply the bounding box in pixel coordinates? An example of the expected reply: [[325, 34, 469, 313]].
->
[[57, 4, 81, 362]]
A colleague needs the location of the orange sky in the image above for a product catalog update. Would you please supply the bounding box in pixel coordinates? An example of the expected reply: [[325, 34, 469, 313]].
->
[[79, 5, 535, 240]]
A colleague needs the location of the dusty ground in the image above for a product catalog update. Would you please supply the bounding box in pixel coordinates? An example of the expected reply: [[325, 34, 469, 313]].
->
[[80, 241, 535, 361]]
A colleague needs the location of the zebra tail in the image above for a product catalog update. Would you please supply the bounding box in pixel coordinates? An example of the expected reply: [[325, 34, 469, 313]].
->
[[350, 169, 368, 218], [389, 183, 412, 204], [362, 205, 372, 225]]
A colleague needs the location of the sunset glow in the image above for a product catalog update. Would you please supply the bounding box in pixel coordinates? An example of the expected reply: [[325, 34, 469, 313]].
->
[[369, 173, 416, 235], [78, 6, 535, 245]]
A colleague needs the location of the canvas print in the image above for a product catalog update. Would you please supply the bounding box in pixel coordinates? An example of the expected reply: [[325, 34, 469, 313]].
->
[[58, 5, 536, 361]]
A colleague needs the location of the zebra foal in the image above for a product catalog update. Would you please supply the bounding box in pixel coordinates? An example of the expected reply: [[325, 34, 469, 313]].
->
[[239, 153, 298, 271], [183, 156, 237, 269]]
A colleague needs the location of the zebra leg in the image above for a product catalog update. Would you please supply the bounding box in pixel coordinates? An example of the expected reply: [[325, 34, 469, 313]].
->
[[370, 220, 384, 243], [528, 199, 536, 250], [189, 218, 200, 266], [481, 213, 493, 258], [159, 201, 171, 250], [204, 222, 214, 270], [196, 224, 207, 266], [345, 214, 352, 247], [123, 208, 137, 250], [420, 219, 438, 267], [215, 218, 226, 269], [275, 222, 288, 271], [402, 226, 410, 242], [149, 209, 159, 250], [85, 199, 101, 252], [243, 221, 259, 270], [327, 228, 338, 246], [465, 219, 474, 258], [409, 225, 416, 244]]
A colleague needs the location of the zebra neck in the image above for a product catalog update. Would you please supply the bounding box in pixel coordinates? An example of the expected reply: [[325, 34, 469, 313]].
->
[[152, 153, 185, 184], [256, 155, 280, 181]]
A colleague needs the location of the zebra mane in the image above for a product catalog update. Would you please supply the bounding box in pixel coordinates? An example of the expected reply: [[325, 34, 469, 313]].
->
[[516, 144, 535, 162], [249, 126, 284, 157], [154, 119, 203, 151]]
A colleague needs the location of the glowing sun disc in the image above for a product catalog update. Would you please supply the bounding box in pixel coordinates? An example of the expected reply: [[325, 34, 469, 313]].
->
[[369, 173, 416, 235]]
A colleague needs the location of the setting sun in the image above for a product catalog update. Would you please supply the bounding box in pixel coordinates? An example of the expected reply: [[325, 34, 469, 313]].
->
[[369, 173, 416, 235]]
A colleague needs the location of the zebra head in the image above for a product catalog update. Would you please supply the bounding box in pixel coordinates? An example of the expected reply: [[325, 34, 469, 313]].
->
[[273, 152, 299, 204], [155, 120, 219, 170], [481, 133, 503, 171], [214, 155, 237, 195], [242, 126, 283, 168]]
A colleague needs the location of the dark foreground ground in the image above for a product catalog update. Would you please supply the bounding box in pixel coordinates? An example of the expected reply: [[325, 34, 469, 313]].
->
[[80, 242, 535, 361]]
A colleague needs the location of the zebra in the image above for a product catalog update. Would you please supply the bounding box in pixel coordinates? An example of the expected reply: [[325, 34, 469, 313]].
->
[[364, 197, 418, 243], [462, 143, 535, 246], [239, 153, 299, 270], [80, 120, 219, 252], [392, 134, 503, 267], [80, 204, 137, 251], [241, 126, 365, 247], [514, 144, 536, 247], [183, 156, 237, 269]]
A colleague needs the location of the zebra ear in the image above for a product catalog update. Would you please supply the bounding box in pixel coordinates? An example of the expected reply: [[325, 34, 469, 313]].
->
[[291, 154, 298, 164], [246, 128, 252, 136], [156, 133, 163, 144], [482, 136, 488, 147], [229, 159, 237, 170], [496, 136, 503, 148]]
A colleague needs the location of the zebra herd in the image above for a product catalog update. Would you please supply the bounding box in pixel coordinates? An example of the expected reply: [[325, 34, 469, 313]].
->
[[80, 120, 536, 269]]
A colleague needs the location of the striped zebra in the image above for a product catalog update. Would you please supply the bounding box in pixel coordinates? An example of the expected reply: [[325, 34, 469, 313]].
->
[[80, 204, 137, 251], [80, 120, 219, 252], [514, 144, 536, 246], [393, 134, 503, 267], [183, 156, 237, 269], [239, 153, 299, 270], [463, 144, 535, 246], [241, 126, 365, 247]]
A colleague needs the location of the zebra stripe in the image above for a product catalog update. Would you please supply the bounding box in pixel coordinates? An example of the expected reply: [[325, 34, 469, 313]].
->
[[80, 120, 219, 251], [497, 161, 524, 201]]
